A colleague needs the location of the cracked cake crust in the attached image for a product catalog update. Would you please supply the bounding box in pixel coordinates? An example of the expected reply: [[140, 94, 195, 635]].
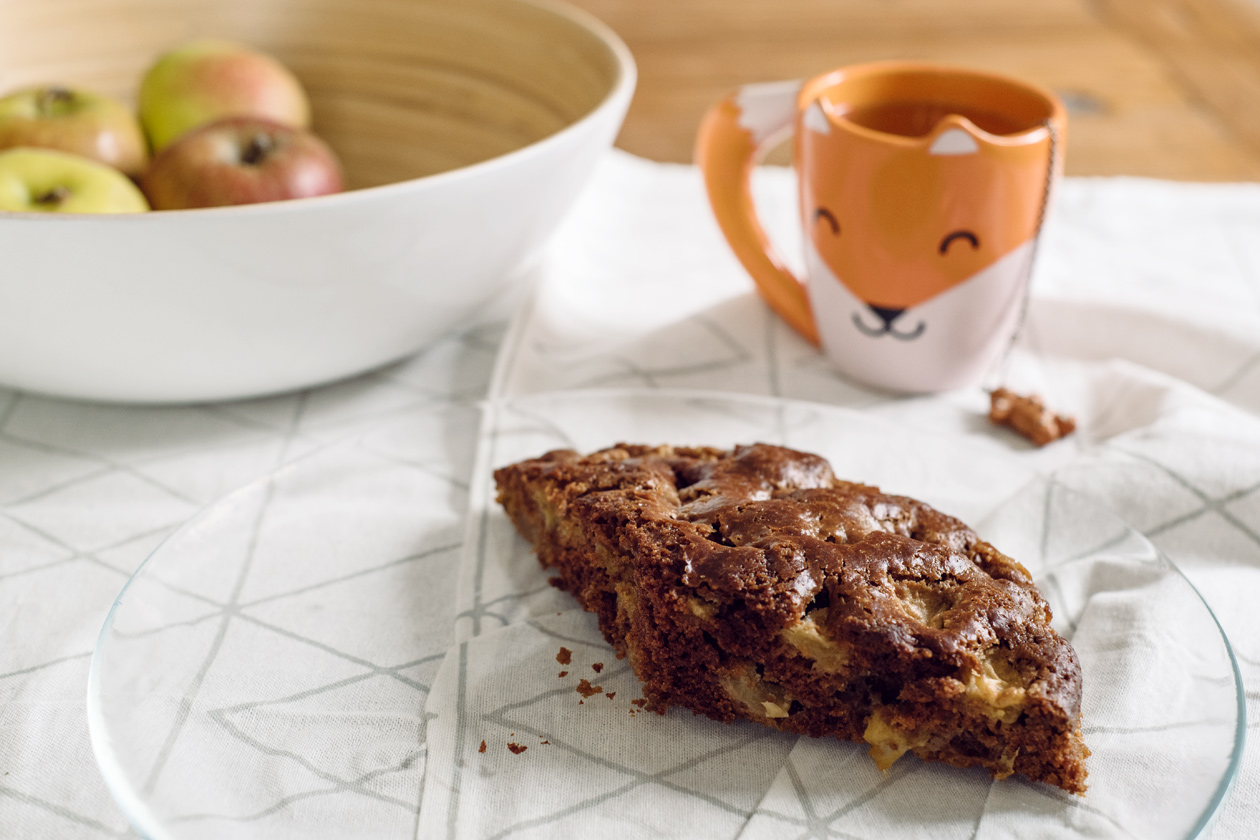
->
[[494, 442, 1089, 793]]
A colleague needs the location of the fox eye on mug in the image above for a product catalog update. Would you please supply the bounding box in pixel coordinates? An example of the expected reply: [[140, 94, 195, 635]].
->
[[814, 207, 840, 235], [939, 230, 979, 255]]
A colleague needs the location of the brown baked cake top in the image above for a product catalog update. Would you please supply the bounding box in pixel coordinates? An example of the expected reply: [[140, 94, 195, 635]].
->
[[495, 442, 1089, 794]]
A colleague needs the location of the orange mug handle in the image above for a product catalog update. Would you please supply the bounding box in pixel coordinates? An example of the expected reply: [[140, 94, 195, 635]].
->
[[696, 81, 819, 346]]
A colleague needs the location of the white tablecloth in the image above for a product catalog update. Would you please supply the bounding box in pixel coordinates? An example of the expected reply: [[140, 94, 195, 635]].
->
[[2, 150, 1258, 838]]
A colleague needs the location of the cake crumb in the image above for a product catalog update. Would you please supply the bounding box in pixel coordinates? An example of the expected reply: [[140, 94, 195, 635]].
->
[[576, 679, 603, 698], [540, 738, 550, 744], [631, 699, 647, 708], [556, 647, 572, 665], [507, 743, 527, 755], [478, 740, 486, 753], [606, 691, 616, 700], [558, 670, 568, 678], [989, 388, 1076, 447], [592, 663, 604, 673]]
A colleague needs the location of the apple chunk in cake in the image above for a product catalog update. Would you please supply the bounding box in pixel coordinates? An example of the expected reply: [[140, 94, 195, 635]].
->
[[494, 442, 1089, 793]]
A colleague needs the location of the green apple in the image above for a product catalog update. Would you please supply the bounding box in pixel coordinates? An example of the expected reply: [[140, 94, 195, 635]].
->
[[0, 85, 148, 177], [0, 148, 149, 213], [138, 39, 311, 152]]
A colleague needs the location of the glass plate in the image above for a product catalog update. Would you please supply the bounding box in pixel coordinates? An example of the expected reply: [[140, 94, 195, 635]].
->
[[89, 390, 1245, 840], [88, 408, 477, 840]]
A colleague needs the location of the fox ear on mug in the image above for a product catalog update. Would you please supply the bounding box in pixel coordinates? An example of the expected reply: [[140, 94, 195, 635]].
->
[[928, 127, 979, 156], [802, 100, 831, 135], [803, 97, 983, 154]]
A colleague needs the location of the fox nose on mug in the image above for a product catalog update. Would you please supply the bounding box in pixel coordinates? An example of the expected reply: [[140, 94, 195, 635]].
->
[[867, 305, 905, 329]]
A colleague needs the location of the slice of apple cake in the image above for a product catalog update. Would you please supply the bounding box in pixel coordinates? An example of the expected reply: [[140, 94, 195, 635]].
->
[[494, 442, 1089, 793]]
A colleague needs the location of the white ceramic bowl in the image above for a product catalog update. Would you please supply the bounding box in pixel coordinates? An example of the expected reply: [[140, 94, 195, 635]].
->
[[0, 0, 634, 402]]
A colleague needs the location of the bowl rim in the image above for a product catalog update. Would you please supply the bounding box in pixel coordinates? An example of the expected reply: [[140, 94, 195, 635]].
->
[[0, 0, 637, 221]]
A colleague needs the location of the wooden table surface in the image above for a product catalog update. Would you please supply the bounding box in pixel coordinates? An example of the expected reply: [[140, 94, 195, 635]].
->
[[568, 0, 1260, 180]]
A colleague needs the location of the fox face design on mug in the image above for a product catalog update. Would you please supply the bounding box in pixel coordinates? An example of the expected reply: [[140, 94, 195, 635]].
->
[[798, 96, 1054, 390], [697, 64, 1064, 393]]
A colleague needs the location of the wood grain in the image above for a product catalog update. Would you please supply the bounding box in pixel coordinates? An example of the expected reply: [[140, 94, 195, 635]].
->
[[565, 0, 1260, 180], [1094, 0, 1260, 159]]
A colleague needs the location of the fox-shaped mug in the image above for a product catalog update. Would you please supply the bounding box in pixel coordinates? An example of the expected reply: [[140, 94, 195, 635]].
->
[[697, 63, 1066, 393]]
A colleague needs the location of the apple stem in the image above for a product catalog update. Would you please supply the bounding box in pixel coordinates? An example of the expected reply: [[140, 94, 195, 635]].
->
[[241, 132, 274, 166], [36, 87, 75, 117], [33, 186, 72, 208]]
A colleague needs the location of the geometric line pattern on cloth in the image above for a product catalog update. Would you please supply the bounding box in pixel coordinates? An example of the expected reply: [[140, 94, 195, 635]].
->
[[1111, 446, 1260, 548], [456, 584, 554, 640], [486, 704, 778, 836], [510, 302, 897, 414], [108, 541, 462, 650], [0, 786, 133, 839], [984, 780, 1145, 840], [0, 523, 178, 586], [455, 398, 554, 643], [168, 653, 446, 825], [98, 546, 457, 829], [108, 464, 466, 829], [1, 320, 502, 838], [1211, 349, 1260, 398], [559, 313, 755, 392], [486, 620, 779, 821], [139, 392, 314, 798], [435, 620, 791, 840], [754, 758, 929, 840], [1079, 447, 1260, 749], [746, 741, 1151, 840], [83, 393, 475, 830]]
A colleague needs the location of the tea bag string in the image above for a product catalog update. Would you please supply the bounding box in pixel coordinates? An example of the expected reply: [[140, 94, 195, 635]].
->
[[984, 118, 1059, 391]]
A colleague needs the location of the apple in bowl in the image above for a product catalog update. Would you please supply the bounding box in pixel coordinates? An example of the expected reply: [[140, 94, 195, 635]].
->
[[142, 116, 343, 209], [0, 86, 148, 177], [139, 39, 311, 151], [0, 147, 148, 213]]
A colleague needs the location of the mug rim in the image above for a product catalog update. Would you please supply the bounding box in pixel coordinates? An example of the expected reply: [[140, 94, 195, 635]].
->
[[797, 60, 1066, 148]]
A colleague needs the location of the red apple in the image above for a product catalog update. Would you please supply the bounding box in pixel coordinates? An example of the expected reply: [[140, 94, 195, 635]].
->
[[0, 85, 148, 177], [138, 40, 311, 151], [141, 116, 343, 209]]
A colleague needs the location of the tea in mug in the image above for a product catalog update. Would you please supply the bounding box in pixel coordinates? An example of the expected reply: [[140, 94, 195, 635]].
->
[[837, 99, 1036, 137]]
